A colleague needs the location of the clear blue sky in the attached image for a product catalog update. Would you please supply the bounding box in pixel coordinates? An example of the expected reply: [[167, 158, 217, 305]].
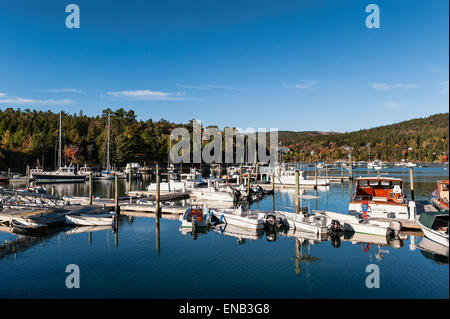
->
[[0, 0, 448, 132]]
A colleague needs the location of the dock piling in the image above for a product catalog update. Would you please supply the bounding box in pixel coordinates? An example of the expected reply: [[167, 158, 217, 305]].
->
[[114, 175, 120, 214], [409, 167, 415, 201], [89, 172, 93, 205], [295, 170, 299, 213], [155, 163, 160, 217]]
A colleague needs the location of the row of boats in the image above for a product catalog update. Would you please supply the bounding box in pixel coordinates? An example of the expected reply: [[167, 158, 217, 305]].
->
[[177, 177, 449, 247]]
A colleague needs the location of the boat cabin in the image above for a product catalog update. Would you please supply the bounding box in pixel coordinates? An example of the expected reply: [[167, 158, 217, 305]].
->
[[352, 177, 406, 204]]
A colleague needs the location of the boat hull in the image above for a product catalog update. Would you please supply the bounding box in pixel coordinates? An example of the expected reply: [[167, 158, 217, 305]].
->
[[65, 215, 114, 226], [417, 218, 449, 247], [33, 174, 86, 183]]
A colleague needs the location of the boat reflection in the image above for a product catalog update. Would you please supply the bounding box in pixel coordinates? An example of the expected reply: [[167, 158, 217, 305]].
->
[[212, 224, 264, 244], [417, 237, 449, 265]]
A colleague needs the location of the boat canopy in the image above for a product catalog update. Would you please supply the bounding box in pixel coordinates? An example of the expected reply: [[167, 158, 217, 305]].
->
[[418, 212, 449, 229]]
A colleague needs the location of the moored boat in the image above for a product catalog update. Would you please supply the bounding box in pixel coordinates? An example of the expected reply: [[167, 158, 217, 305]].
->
[[348, 176, 410, 219], [179, 205, 212, 228], [12, 218, 48, 235], [211, 207, 266, 230], [416, 211, 449, 247], [430, 180, 449, 212], [65, 210, 116, 226]]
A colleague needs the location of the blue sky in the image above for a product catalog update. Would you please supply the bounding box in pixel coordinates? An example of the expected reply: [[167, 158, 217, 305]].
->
[[0, 0, 448, 132]]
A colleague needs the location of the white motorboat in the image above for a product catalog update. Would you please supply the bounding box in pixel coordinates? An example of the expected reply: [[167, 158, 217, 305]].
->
[[275, 210, 328, 235], [179, 205, 212, 228], [189, 180, 235, 202], [416, 212, 449, 247], [65, 210, 116, 226], [212, 206, 266, 230], [315, 210, 393, 236]]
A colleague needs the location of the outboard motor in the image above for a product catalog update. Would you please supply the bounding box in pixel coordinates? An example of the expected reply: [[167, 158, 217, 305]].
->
[[330, 219, 342, 232]]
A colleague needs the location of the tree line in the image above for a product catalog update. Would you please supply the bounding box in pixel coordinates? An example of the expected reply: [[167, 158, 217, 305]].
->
[[0, 108, 448, 172]]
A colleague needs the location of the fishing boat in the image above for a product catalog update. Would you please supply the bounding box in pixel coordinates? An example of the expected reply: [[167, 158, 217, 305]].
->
[[33, 112, 86, 184], [65, 210, 116, 226], [315, 210, 395, 236], [12, 218, 48, 235], [211, 206, 266, 230], [430, 180, 449, 212], [348, 176, 410, 219], [179, 205, 212, 228], [416, 211, 449, 247]]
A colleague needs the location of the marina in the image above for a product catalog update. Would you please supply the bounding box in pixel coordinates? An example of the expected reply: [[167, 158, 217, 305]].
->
[[0, 165, 448, 298]]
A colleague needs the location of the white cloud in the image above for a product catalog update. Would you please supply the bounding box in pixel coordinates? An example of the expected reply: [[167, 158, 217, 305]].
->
[[285, 80, 319, 89], [106, 89, 185, 101], [0, 93, 73, 105], [177, 84, 247, 91], [371, 83, 419, 90]]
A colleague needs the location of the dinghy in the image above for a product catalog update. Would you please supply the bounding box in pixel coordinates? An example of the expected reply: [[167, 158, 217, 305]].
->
[[12, 218, 48, 235], [65, 210, 116, 226]]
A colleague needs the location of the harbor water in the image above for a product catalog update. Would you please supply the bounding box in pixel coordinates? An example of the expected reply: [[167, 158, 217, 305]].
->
[[0, 166, 448, 298]]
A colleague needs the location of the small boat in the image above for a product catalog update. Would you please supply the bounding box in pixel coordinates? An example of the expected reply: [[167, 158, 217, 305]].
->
[[12, 218, 48, 235], [348, 176, 410, 219], [416, 211, 449, 247], [211, 206, 266, 230], [65, 211, 116, 226], [315, 210, 393, 236], [430, 180, 449, 212], [179, 205, 212, 228], [189, 181, 236, 202], [275, 210, 328, 235]]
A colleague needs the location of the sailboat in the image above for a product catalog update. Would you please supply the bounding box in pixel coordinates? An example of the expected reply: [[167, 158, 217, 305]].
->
[[32, 112, 86, 183], [95, 111, 115, 180]]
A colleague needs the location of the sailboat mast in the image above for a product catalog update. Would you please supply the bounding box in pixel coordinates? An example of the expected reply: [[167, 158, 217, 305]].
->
[[107, 111, 111, 171], [58, 111, 62, 169]]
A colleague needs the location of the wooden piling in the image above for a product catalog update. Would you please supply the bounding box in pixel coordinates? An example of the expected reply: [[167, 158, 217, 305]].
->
[[295, 170, 299, 213], [193, 166, 197, 188], [314, 162, 318, 189], [409, 167, 415, 201], [155, 163, 160, 217], [128, 166, 132, 191], [348, 152, 353, 180], [89, 172, 93, 205], [114, 175, 119, 214]]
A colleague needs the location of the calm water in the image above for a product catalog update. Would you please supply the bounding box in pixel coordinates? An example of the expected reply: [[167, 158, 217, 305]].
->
[[1, 167, 448, 298]]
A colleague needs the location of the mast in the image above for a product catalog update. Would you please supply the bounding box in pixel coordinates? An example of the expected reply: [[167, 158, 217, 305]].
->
[[58, 111, 62, 169], [107, 110, 111, 171]]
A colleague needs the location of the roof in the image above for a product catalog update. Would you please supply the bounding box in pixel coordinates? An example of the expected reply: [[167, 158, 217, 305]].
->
[[355, 176, 403, 182]]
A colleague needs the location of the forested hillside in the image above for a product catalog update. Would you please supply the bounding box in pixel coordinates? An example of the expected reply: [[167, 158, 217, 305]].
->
[[0, 108, 448, 171]]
